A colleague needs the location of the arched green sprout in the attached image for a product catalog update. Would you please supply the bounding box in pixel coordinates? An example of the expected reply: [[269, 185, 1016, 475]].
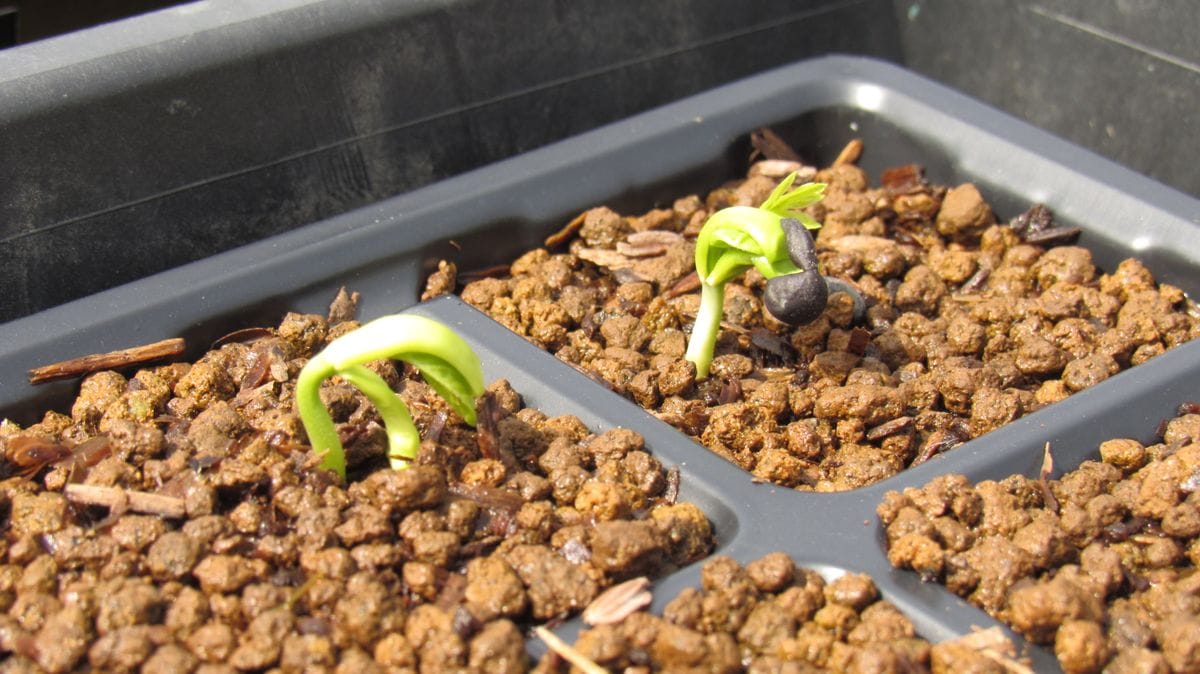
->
[[295, 314, 485, 480], [685, 172, 826, 378]]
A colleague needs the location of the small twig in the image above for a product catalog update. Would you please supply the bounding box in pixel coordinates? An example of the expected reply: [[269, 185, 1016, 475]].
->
[[533, 626, 607, 674], [583, 577, 652, 626], [832, 138, 864, 166], [1039, 442, 1059, 515], [29, 338, 185, 384], [64, 484, 186, 518], [544, 211, 588, 248]]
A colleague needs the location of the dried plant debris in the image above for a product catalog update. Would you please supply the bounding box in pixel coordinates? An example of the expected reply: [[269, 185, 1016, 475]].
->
[[879, 406, 1200, 674], [537, 553, 1019, 673], [0, 302, 715, 673], [457, 146, 1199, 491], [940, 626, 1034, 674], [28, 338, 186, 384], [582, 576, 652, 626]]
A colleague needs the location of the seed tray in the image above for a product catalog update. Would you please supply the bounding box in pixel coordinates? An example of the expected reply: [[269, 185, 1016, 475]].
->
[[2, 56, 1199, 671]]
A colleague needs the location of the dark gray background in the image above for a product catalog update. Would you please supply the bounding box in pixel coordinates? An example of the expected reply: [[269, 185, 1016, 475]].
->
[[1, 0, 1195, 322]]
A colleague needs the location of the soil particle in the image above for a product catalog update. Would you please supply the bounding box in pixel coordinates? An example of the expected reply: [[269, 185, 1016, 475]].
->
[[142, 643, 199, 674], [935, 183, 995, 242], [650, 501, 714, 566], [463, 618, 523, 673], [463, 556, 528, 622], [10, 492, 66, 538], [504, 544, 598, 620], [32, 605, 92, 673], [589, 520, 665, 576], [172, 357, 236, 413], [71, 371, 127, 431], [1054, 619, 1109, 674], [579, 207, 629, 249], [6, 295, 721, 671], [88, 624, 165, 671]]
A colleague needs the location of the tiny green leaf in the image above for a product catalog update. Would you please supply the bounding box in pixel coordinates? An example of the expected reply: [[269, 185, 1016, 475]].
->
[[762, 178, 826, 220]]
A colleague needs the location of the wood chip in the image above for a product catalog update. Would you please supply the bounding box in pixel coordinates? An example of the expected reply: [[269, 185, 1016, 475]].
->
[[5, 435, 72, 469], [832, 138, 864, 166], [29, 338, 186, 384], [615, 230, 684, 257], [583, 576, 653, 626], [960, 265, 991, 293], [880, 164, 927, 195], [749, 159, 810, 179], [912, 421, 969, 465], [1039, 442, 1059, 515], [1023, 226, 1082, 246], [576, 247, 636, 270], [865, 416, 914, 441], [663, 271, 701, 299], [846, 327, 871, 356], [64, 483, 186, 518], [533, 626, 607, 674], [663, 466, 680, 504], [943, 626, 1034, 674], [749, 127, 803, 162], [544, 210, 588, 248]]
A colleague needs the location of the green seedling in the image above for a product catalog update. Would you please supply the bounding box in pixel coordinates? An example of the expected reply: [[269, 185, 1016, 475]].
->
[[685, 172, 827, 379], [295, 314, 485, 480]]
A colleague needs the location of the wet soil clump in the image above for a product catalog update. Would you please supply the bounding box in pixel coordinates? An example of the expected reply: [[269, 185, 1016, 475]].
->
[[879, 407, 1200, 674], [0, 304, 715, 672], [538, 553, 1012, 673]]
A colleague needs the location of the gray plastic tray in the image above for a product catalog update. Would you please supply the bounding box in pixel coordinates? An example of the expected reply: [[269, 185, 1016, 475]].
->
[[2, 55, 1199, 670]]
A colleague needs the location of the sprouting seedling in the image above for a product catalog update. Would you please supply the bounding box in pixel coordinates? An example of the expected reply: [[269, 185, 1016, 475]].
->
[[684, 172, 828, 379], [295, 314, 485, 480]]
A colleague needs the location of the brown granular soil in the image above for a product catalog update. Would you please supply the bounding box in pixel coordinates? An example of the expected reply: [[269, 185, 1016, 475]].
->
[[537, 553, 1007, 673], [452, 158, 1199, 492], [0, 302, 715, 672], [879, 407, 1200, 674]]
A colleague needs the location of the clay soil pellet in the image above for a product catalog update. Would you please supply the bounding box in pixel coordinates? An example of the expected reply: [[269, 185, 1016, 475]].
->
[[536, 552, 1015, 673], [0, 303, 714, 672], [879, 407, 1200, 674], [453, 156, 1199, 492]]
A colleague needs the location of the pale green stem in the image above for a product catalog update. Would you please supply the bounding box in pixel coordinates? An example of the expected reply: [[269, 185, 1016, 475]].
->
[[295, 355, 345, 480], [337, 365, 421, 470], [295, 314, 485, 481], [684, 280, 725, 379]]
